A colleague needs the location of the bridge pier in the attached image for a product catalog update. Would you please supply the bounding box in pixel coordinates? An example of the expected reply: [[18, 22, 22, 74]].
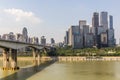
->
[[32, 48, 37, 65], [2, 49, 10, 70], [32, 49, 41, 65], [37, 50, 41, 65], [9, 49, 19, 70]]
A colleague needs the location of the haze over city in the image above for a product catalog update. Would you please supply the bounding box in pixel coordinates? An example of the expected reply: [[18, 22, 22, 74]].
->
[[0, 0, 120, 43]]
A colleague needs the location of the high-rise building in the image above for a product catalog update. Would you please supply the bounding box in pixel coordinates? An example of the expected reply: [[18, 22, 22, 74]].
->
[[68, 28, 72, 46], [8, 32, 16, 41], [100, 32, 108, 47], [83, 25, 89, 47], [89, 26, 94, 33], [22, 27, 28, 43], [41, 36, 46, 46], [16, 33, 24, 42], [79, 20, 86, 29], [68, 25, 81, 46], [2, 32, 16, 41], [64, 36, 66, 44], [72, 34, 83, 49], [51, 38, 55, 44], [79, 20, 87, 34], [109, 15, 113, 29], [29, 37, 39, 44], [100, 12, 108, 32], [92, 12, 99, 46], [84, 33, 94, 47], [97, 26, 106, 48], [65, 11, 115, 48], [97, 26, 104, 35], [108, 15, 115, 46], [92, 12, 99, 28], [65, 31, 69, 45], [68, 25, 83, 48], [83, 25, 89, 36], [108, 29, 115, 46]]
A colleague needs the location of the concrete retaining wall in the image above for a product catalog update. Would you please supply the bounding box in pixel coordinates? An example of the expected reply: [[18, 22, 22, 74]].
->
[[58, 56, 120, 61], [1, 56, 120, 62]]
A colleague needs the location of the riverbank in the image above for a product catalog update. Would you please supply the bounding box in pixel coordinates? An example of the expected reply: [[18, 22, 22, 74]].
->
[[58, 56, 120, 61], [1, 56, 120, 61], [0, 57, 53, 62]]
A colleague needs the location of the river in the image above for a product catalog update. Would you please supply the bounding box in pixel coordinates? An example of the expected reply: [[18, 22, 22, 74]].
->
[[0, 60, 120, 80]]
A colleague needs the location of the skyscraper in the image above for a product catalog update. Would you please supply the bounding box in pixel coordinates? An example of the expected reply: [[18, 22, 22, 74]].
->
[[65, 11, 115, 48], [65, 31, 69, 45], [108, 15, 115, 46], [68, 25, 83, 48], [41, 36, 46, 46], [92, 12, 99, 46], [100, 12, 108, 32], [22, 27, 28, 43], [92, 12, 99, 28], [108, 29, 115, 46], [83, 25, 89, 47], [109, 15, 113, 29]]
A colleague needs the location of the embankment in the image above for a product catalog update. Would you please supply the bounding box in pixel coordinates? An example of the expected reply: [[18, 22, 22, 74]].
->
[[1, 56, 120, 62]]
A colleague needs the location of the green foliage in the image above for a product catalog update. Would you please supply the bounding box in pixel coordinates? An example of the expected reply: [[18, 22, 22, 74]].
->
[[49, 46, 120, 56], [4, 46, 120, 57]]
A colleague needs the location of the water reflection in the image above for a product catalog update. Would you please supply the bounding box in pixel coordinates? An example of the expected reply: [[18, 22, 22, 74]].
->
[[0, 60, 56, 80], [1, 61, 120, 80]]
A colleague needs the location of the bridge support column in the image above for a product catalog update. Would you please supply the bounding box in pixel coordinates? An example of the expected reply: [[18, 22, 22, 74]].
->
[[32, 49, 41, 65], [2, 49, 9, 70], [10, 49, 19, 70], [37, 50, 41, 65], [32, 48, 37, 65]]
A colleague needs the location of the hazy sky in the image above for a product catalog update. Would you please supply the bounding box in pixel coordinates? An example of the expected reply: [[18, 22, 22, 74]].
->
[[0, 0, 120, 43]]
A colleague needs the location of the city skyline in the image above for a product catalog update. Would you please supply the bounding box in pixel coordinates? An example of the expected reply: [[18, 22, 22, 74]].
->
[[0, 0, 120, 43], [65, 11, 115, 48]]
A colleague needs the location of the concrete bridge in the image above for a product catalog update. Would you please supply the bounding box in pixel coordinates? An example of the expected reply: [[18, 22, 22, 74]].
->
[[0, 39, 49, 70]]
